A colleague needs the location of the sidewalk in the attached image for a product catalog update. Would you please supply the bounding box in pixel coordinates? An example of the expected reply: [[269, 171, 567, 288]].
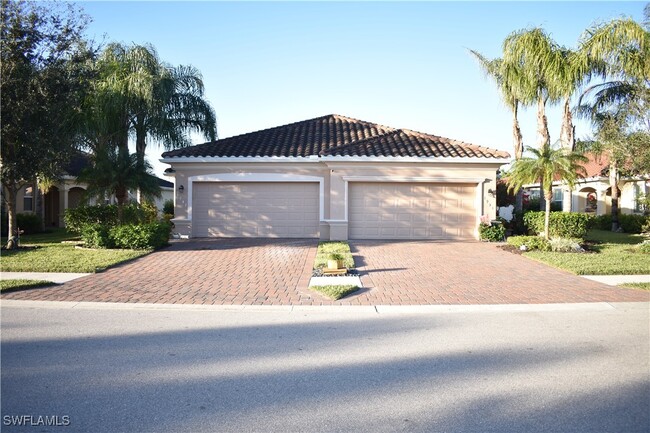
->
[[582, 275, 650, 286], [0, 272, 91, 283]]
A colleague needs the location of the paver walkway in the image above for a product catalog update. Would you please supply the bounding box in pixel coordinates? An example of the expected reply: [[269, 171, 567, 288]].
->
[[2, 239, 648, 305]]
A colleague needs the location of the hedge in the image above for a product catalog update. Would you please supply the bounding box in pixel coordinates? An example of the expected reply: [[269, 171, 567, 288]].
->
[[590, 214, 650, 234], [110, 222, 171, 250], [65, 203, 159, 234], [80, 221, 171, 250], [523, 211, 591, 239]]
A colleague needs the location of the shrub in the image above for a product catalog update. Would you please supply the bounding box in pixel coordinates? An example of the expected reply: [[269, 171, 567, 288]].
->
[[506, 235, 551, 251], [123, 201, 158, 224], [642, 219, 650, 234], [479, 223, 506, 242], [590, 213, 649, 234], [523, 211, 591, 238], [65, 205, 118, 234], [110, 222, 171, 250], [65, 203, 160, 234], [619, 214, 649, 234], [163, 199, 174, 216], [81, 224, 114, 249], [16, 213, 43, 235], [548, 237, 584, 253]]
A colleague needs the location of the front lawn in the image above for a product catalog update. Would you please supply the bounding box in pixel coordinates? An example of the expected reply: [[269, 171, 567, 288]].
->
[[313, 241, 355, 270], [1, 229, 150, 273], [0, 279, 56, 292], [523, 230, 650, 275]]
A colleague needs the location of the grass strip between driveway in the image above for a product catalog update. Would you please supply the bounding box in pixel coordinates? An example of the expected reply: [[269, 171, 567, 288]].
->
[[310, 285, 360, 300], [0, 279, 57, 293], [522, 230, 650, 275], [1, 229, 150, 273], [313, 241, 355, 270]]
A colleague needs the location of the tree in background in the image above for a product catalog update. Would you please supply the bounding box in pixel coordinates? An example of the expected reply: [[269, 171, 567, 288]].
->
[[577, 8, 649, 231], [1, 0, 93, 249], [82, 42, 216, 201]]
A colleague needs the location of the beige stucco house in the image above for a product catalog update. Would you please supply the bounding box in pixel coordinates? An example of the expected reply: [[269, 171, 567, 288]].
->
[[523, 153, 649, 216], [8, 152, 174, 227], [161, 115, 510, 241]]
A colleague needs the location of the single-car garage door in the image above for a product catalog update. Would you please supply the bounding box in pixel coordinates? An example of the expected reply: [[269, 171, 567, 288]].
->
[[193, 182, 319, 238], [349, 182, 476, 240]]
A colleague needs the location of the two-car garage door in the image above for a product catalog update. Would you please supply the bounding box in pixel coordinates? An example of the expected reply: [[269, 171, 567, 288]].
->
[[349, 182, 476, 240], [192, 181, 477, 240], [193, 182, 320, 238]]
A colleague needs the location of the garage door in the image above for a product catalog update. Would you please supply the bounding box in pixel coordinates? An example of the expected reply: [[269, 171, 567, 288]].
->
[[193, 182, 319, 238], [349, 182, 476, 240]]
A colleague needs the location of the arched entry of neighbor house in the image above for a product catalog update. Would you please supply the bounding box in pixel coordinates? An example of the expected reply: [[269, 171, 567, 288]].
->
[[577, 187, 597, 213], [44, 186, 60, 227], [68, 187, 85, 210]]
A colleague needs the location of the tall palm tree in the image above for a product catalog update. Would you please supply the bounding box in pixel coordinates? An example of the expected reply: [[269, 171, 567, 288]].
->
[[468, 51, 528, 160], [132, 61, 217, 168], [506, 144, 588, 239], [503, 28, 563, 150]]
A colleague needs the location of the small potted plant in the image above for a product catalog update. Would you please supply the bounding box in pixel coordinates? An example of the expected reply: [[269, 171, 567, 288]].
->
[[327, 252, 345, 270]]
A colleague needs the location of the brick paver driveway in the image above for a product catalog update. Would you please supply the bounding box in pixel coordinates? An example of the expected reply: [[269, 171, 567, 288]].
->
[[2, 239, 318, 305], [351, 241, 649, 304], [2, 239, 648, 305]]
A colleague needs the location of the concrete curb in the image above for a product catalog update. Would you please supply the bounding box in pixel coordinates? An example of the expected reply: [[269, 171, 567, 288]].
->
[[0, 272, 91, 283], [0, 299, 625, 314]]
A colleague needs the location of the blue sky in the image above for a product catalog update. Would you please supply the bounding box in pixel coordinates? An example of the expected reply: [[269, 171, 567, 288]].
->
[[76, 1, 644, 176]]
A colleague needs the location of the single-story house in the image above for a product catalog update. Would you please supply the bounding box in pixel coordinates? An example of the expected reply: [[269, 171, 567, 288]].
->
[[523, 153, 649, 215], [8, 152, 174, 227], [160, 114, 510, 240]]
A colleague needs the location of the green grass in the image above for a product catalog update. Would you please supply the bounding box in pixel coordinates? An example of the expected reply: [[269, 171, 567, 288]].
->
[[0, 279, 56, 292], [620, 282, 650, 291], [313, 241, 355, 270], [523, 230, 650, 275], [310, 285, 359, 300], [1, 229, 150, 273]]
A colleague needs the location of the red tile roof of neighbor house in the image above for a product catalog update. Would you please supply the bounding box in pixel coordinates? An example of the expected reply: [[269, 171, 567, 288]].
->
[[161, 114, 510, 159], [579, 152, 610, 178]]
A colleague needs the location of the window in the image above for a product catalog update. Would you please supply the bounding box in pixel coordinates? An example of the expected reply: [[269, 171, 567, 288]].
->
[[23, 186, 33, 211]]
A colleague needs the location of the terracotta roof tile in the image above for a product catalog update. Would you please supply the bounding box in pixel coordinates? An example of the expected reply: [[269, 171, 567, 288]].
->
[[161, 114, 510, 160]]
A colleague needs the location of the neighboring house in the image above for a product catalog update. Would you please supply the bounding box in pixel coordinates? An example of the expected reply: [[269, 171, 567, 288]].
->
[[9, 152, 175, 228], [523, 153, 649, 216], [160, 114, 510, 241]]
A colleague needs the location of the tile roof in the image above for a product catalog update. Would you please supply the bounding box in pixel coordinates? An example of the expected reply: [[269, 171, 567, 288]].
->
[[161, 114, 510, 160]]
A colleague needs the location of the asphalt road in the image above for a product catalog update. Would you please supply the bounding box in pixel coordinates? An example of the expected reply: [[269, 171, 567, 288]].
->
[[1, 301, 649, 433]]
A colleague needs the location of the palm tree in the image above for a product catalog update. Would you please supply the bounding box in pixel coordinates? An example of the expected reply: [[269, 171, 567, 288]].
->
[[506, 144, 588, 239], [468, 51, 527, 160], [576, 11, 649, 231], [503, 28, 563, 150], [78, 146, 160, 222], [132, 61, 217, 169]]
